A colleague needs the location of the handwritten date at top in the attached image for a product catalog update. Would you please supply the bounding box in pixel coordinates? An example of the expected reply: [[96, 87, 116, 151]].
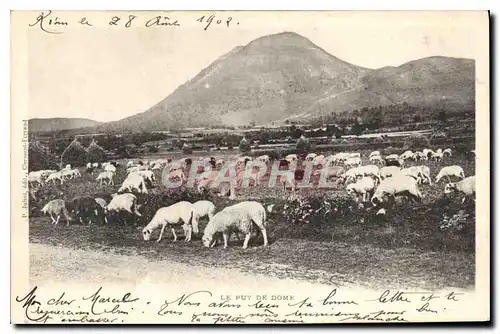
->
[[196, 15, 239, 31]]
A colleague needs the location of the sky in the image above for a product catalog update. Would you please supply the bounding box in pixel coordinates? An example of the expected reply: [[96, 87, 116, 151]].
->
[[21, 10, 487, 122]]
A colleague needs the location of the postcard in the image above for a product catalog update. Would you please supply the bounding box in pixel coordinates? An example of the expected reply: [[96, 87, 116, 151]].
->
[[11, 10, 490, 324]]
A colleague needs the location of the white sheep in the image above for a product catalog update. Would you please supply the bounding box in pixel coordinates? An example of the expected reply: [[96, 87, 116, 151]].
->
[[431, 151, 444, 161], [92, 162, 99, 168], [104, 164, 117, 173], [445, 176, 476, 203], [191, 200, 216, 233], [216, 159, 225, 169], [28, 171, 45, 186], [142, 201, 195, 243], [380, 166, 401, 180], [346, 177, 376, 202], [399, 166, 432, 185], [203, 201, 268, 249], [278, 170, 296, 191], [415, 152, 428, 161], [385, 154, 399, 160], [285, 154, 298, 162], [45, 171, 64, 185], [400, 150, 415, 161], [369, 151, 381, 157], [423, 149, 434, 158], [256, 155, 271, 163], [118, 173, 148, 194], [443, 148, 452, 157], [41, 199, 72, 226], [96, 171, 115, 185], [106, 193, 142, 218], [305, 153, 317, 161], [371, 174, 423, 206], [168, 169, 186, 182], [344, 157, 361, 168], [369, 154, 384, 164], [312, 154, 326, 167], [343, 165, 380, 184], [132, 170, 156, 184], [435, 165, 465, 183]]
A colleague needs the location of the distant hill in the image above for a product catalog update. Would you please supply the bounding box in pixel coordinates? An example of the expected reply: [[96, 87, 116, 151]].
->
[[63, 32, 476, 133], [28, 118, 102, 133]]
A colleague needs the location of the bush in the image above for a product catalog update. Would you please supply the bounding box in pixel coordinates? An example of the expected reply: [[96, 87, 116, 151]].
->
[[182, 143, 193, 154], [238, 137, 251, 153], [28, 141, 59, 171], [296, 135, 311, 153], [86, 139, 107, 163], [61, 138, 87, 167]]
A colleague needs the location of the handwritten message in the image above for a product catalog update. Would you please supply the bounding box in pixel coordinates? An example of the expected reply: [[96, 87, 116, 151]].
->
[[28, 10, 240, 34], [14, 286, 467, 324]]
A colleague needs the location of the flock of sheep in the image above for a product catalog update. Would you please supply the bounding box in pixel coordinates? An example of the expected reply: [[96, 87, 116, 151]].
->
[[29, 145, 476, 249]]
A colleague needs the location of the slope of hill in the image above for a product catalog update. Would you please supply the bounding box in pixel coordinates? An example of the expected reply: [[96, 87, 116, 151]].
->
[[80, 32, 474, 133], [302, 56, 475, 119], [29, 118, 102, 133], [95, 32, 372, 132]]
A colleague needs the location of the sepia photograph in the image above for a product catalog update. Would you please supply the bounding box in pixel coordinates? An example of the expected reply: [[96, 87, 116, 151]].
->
[[10, 10, 490, 324]]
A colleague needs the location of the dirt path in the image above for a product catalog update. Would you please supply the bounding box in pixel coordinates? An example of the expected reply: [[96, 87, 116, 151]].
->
[[29, 243, 336, 290]]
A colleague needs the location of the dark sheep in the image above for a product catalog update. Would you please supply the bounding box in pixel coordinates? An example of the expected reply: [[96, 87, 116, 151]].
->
[[68, 196, 106, 225]]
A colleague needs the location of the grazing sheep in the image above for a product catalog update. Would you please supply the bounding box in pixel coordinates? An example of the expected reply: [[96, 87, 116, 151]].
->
[[423, 149, 434, 158], [168, 169, 186, 183], [443, 148, 452, 157], [68, 196, 105, 225], [312, 154, 326, 167], [346, 177, 376, 202], [45, 171, 65, 185], [380, 166, 401, 180], [285, 154, 298, 162], [104, 164, 117, 173], [369, 154, 384, 165], [96, 171, 115, 185], [385, 158, 404, 168], [41, 199, 72, 226], [119, 173, 148, 194], [203, 201, 268, 249], [216, 159, 225, 169], [376, 208, 387, 215], [400, 166, 432, 185], [95, 198, 108, 223], [435, 165, 465, 183], [132, 170, 156, 184], [431, 151, 444, 162], [305, 153, 317, 161], [106, 193, 142, 225], [342, 165, 380, 184], [142, 201, 195, 243], [445, 176, 476, 203], [415, 152, 428, 161], [191, 200, 216, 233], [92, 162, 99, 168], [344, 157, 361, 168], [278, 170, 296, 191], [28, 171, 44, 186], [400, 150, 415, 161], [371, 174, 423, 206], [385, 154, 399, 160], [369, 151, 381, 157], [256, 155, 271, 163]]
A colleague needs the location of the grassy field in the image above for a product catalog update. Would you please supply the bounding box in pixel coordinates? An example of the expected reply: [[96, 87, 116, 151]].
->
[[28, 148, 476, 290]]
